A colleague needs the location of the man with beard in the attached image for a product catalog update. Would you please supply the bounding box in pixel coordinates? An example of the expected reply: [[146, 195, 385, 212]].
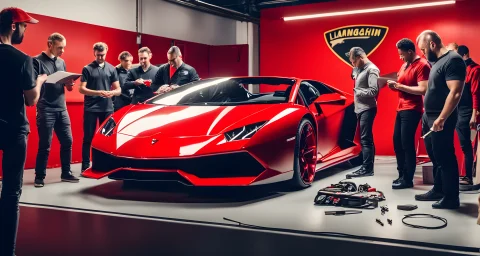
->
[[447, 44, 480, 186], [387, 38, 431, 189], [155, 46, 200, 94], [415, 30, 466, 209], [0, 7, 46, 256], [345, 46, 380, 179], [124, 47, 159, 103], [114, 51, 133, 111], [79, 42, 121, 173], [33, 33, 80, 187]]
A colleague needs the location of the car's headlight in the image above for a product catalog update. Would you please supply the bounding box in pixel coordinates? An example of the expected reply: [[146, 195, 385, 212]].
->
[[101, 117, 116, 136], [224, 121, 267, 142]]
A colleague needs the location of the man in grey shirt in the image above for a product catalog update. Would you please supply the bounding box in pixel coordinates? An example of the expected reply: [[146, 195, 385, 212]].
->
[[346, 47, 380, 179]]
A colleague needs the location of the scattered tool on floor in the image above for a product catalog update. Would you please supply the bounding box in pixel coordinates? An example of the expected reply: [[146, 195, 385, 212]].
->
[[376, 218, 384, 226], [397, 204, 418, 211], [325, 210, 362, 216], [380, 205, 389, 215], [314, 180, 385, 209], [402, 214, 447, 229]]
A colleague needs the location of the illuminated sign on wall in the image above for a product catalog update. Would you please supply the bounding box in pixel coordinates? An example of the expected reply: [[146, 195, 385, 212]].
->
[[324, 25, 388, 66]]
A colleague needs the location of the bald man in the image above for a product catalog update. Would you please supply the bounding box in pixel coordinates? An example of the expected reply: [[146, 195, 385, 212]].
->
[[414, 30, 466, 209]]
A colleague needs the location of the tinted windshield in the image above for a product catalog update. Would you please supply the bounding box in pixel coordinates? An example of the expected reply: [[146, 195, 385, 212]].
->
[[146, 77, 296, 106]]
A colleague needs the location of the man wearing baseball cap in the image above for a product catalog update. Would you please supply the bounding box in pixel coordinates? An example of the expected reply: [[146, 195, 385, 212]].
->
[[0, 7, 44, 256]]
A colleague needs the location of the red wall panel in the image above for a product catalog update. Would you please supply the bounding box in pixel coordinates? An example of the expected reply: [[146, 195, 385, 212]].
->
[[260, 0, 480, 165], [175, 40, 211, 79], [139, 34, 172, 66], [209, 45, 249, 78]]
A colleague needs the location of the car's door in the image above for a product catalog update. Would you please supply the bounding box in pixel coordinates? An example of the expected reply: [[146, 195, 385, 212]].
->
[[300, 80, 347, 157]]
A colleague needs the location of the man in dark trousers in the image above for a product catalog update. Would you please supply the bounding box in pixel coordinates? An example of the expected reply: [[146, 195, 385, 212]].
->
[[79, 42, 121, 173], [415, 30, 466, 209], [33, 32, 79, 187], [447, 44, 480, 186], [154, 46, 200, 94], [387, 38, 431, 189], [345, 46, 380, 179], [0, 7, 46, 256], [114, 51, 133, 111], [124, 47, 159, 103]]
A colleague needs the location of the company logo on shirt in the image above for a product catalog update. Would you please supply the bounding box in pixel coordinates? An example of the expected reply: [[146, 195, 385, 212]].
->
[[182, 70, 189, 76], [324, 25, 388, 67]]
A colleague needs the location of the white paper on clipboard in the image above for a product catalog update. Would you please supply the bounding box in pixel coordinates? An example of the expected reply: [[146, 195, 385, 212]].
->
[[46, 71, 81, 84], [377, 72, 398, 88]]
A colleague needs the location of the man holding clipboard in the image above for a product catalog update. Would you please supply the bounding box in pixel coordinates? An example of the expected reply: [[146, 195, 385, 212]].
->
[[33, 32, 80, 188], [385, 38, 431, 190]]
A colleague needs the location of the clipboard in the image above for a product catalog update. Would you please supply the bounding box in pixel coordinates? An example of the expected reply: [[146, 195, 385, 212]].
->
[[46, 71, 81, 84], [377, 72, 397, 88]]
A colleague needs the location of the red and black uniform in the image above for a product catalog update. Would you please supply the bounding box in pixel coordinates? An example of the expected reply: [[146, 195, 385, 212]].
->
[[465, 59, 480, 118], [153, 62, 200, 87], [457, 58, 480, 181], [393, 57, 431, 188]]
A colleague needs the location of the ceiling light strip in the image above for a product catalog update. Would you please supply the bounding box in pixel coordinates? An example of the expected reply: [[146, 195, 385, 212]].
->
[[284, 1, 455, 21]]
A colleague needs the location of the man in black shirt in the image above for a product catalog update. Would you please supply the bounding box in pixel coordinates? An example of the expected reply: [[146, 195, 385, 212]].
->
[[0, 7, 46, 256], [154, 46, 200, 94], [79, 42, 121, 172], [114, 51, 133, 111], [124, 47, 159, 103], [415, 30, 466, 209], [33, 33, 79, 187], [447, 44, 479, 186]]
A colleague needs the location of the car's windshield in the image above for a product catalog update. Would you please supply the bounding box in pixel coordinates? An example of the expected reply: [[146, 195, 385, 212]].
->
[[146, 77, 295, 106]]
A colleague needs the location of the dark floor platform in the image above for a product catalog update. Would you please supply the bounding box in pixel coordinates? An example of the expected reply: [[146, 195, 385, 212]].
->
[[9, 157, 480, 255]]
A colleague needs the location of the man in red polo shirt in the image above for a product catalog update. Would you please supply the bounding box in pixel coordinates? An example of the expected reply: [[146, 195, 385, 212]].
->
[[387, 38, 431, 189]]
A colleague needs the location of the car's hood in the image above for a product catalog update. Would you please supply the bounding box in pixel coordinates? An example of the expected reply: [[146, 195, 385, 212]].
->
[[115, 104, 276, 138]]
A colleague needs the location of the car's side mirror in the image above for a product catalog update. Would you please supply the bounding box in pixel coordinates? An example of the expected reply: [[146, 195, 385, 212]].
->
[[313, 93, 347, 107]]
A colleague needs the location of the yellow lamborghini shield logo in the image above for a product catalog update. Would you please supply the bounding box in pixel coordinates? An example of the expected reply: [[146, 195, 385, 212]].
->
[[324, 25, 389, 67]]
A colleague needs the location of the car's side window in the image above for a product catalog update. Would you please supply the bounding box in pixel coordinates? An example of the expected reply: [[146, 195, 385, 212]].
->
[[299, 82, 320, 105], [304, 80, 334, 95]]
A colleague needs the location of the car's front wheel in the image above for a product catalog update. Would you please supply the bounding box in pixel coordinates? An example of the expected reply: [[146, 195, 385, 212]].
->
[[290, 118, 317, 189]]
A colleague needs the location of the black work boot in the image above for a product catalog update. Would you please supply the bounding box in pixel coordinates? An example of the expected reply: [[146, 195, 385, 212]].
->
[[415, 189, 444, 201], [392, 178, 413, 189], [346, 167, 373, 179], [34, 177, 44, 188], [61, 172, 80, 183], [432, 197, 460, 209]]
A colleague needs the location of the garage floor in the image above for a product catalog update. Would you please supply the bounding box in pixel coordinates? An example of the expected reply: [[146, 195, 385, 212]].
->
[[16, 157, 480, 251]]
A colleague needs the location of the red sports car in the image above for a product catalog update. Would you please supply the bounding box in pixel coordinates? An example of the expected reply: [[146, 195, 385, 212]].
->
[[82, 77, 362, 189]]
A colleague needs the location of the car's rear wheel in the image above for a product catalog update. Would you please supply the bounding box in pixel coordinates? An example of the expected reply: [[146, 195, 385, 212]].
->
[[290, 118, 317, 189]]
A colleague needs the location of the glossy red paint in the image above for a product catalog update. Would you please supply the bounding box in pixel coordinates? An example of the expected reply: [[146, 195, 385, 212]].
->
[[82, 76, 361, 187], [177, 171, 257, 186]]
